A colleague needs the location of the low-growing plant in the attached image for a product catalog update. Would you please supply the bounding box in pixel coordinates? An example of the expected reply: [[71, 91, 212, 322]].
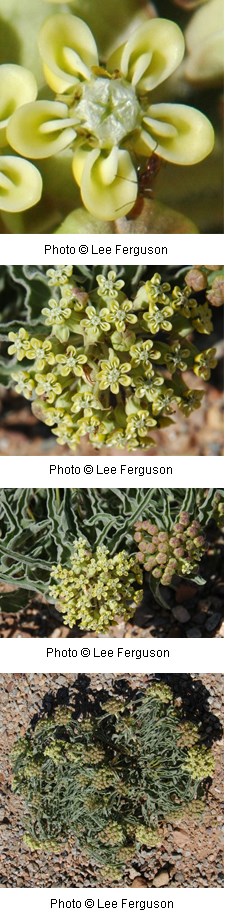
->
[[1, 264, 222, 452], [0, 488, 223, 630], [11, 680, 215, 876]]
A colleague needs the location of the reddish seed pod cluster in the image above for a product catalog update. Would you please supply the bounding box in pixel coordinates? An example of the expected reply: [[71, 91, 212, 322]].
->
[[133, 512, 206, 585]]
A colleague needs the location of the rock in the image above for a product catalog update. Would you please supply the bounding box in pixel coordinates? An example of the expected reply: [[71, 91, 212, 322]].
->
[[173, 832, 188, 848], [174, 872, 185, 883], [130, 877, 148, 888], [152, 870, 170, 887], [205, 613, 221, 632], [186, 627, 202, 637], [128, 868, 140, 881], [193, 611, 206, 626], [172, 605, 190, 624]]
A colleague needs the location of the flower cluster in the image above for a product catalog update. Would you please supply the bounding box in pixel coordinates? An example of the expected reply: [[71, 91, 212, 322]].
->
[[182, 745, 215, 780], [135, 825, 160, 847], [49, 538, 142, 631], [11, 681, 215, 873], [177, 722, 200, 747], [99, 823, 124, 846], [134, 510, 206, 585], [7, 269, 217, 452], [4, 12, 214, 221], [143, 683, 173, 703], [23, 834, 61, 853]]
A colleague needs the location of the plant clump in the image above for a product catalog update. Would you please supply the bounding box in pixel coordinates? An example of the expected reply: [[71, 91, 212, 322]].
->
[[49, 538, 142, 631], [11, 681, 214, 874], [134, 511, 206, 585], [7, 267, 218, 451]]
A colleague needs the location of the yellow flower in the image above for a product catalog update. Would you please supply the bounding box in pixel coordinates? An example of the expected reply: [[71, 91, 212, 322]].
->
[[8, 328, 30, 360], [7, 14, 214, 221], [26, 338, 56, 370], [100, 299, 137, 332], [193, 348, 217, 380], [97, 350, 132, 394], [35, 373, 62, 403]]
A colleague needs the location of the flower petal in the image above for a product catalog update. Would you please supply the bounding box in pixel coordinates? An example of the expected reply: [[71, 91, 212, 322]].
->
[[0, 156, 42, 212], [142, 103, 214, 164], [0, 65, 37, 147], [7, 101, 76, 159], [107, 19, 185, 92], [38, 14, 99, 92], [185, 0, 223, 84], [72, 146, 137, 220]]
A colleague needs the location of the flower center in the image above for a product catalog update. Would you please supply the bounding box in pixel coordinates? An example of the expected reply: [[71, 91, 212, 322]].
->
[[35, 347, 46, 359], [108, 368, 120, 383], [73, 77, 140, 147]]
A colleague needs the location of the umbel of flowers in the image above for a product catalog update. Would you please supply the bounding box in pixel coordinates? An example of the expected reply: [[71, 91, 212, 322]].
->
[[134, 510, 206, 585], [49, 539, 143, 631], [11, 682, 215, 875], [7, 267, 217, 452], [5, 13, 214, 220]]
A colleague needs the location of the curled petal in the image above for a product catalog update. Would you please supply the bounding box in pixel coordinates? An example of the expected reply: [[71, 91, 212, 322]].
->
[[107, 19, 184, 92], [0, 156, 42, 212], [185, 30, 223, 83], [185, 0, 224, 83], [141, 103, 214, 164], [7, 101, 76, 159], [72, 146, 137, 220], [0, 65, 37, 147], [38, 14, 99, 92]]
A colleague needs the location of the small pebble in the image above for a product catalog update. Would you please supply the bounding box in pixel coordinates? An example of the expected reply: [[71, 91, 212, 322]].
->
[[131, 876, 148, 888], [152, 870, 170, 887], [172, 606, 190, 624], [205, 613, 221, 632], [186, 627, 202, 638]]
